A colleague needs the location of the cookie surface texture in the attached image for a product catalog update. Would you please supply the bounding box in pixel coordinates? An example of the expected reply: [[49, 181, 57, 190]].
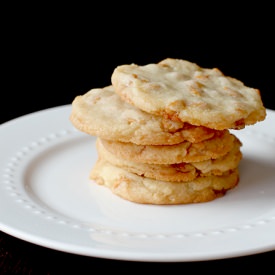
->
[[70, 85, 216, 145], [111, 58, 266, 130]]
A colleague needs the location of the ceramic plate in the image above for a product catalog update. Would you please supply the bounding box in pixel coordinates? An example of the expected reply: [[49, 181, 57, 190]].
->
[[0, 105, 274, 262]]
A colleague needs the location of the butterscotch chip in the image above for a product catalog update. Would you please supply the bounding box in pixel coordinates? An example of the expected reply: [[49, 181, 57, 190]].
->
[[70, 85, 216, 145], [96, 137, 242, 182], [111, 58, 266, 130], [99, 130, 237, 164], [90, 158, 239, 205]]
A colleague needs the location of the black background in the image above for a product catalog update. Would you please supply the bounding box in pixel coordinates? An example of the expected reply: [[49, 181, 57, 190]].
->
[[1, 3, 275, 274], [2, 5, 275, 125]]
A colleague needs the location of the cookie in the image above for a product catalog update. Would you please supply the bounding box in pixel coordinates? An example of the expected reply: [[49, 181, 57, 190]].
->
[[111, 58, 266, 130], [70, 85, 216, 145], [96, 136, 242, 182], [90, 158, 239, 205], [98, 130, 237, 164]]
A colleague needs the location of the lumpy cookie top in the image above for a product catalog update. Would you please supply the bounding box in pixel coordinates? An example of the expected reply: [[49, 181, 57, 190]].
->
[[111, 58, 266, 130]]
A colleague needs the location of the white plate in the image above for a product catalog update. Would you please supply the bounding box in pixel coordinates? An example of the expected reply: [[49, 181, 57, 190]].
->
[[0, 105, 275, 262]]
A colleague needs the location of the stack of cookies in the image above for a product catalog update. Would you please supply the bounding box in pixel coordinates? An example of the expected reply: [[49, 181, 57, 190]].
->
[[70, 58, 266, 204]]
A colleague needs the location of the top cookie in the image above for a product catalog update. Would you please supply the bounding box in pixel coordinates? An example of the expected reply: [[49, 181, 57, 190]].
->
[[111, 58, 266, 130]]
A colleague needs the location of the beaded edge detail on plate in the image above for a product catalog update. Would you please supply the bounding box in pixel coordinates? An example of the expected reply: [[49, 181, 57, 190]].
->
[[1, 128, 275, 239]]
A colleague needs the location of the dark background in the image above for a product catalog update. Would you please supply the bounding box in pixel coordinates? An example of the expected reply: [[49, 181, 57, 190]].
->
[[1, 4, 275, 274], [2, 5, 275, 125]]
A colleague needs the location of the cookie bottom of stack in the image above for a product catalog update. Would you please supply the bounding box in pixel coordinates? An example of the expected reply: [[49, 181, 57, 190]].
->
[[90, 158, 239, 205]]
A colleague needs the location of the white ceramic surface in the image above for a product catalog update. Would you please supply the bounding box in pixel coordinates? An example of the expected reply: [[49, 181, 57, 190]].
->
[[0, 105, 274, 262]]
